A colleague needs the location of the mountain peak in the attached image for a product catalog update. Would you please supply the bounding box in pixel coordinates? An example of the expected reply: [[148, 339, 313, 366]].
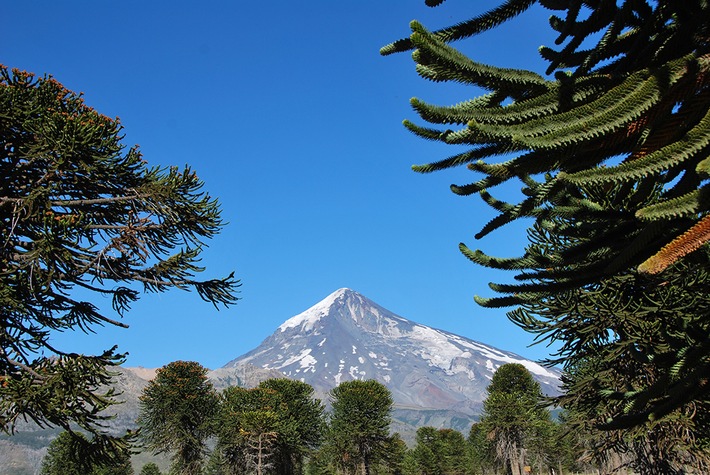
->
[[277, 288, 360, 333], [226, 289, 561, 441]]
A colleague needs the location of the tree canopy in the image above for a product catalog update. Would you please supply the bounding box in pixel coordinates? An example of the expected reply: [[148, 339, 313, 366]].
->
[[382, 0, 710, 294], [0, 66, 239, 461], [137, 361, 219, 475], [382, 0, 710, 439], [40, 430, 134, 475], [479, 363, 552, 475], [328, 380, 394, 475]]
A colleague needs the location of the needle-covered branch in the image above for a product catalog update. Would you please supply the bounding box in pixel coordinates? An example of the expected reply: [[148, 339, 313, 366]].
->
[[0, 66, 240, 462]]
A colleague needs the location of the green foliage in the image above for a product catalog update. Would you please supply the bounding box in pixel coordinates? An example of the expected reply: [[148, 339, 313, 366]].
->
[[214, 379, 325, 475], [383, 0, 710, 454], [411, 427, 470, 475], [325, 380, 394, 475], [137, 361, 218, 475], [0, 65, 239, 462], [468, 422, 495, 474], [257, 378, 325, 475], [138, 463, 161, 475], [40, 431, 133, 475], [40, 432, 85, 475], [479, 364, 553, 475]]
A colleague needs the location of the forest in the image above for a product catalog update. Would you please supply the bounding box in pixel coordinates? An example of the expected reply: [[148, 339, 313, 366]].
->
[[2, 1, 709, 474], [39, 362, 636, 475]]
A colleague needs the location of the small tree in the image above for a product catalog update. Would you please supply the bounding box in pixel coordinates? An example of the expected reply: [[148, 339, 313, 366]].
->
[[216, 386, 281, 475], [412, 426, 469, 475], [0, 65, 239, 462], [328, 379, 393, 475], [216, 379, 325, 475], [40, 431, 133, 475], [137, 361, 218, 475], [480, 364, 552, 475], [40, 431, 85, 475], [257, 378, 325, 475], [138, 463, 161, 475]]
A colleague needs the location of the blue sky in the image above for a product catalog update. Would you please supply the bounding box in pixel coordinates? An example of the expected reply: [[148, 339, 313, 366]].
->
[[5, 1, 561, 369]]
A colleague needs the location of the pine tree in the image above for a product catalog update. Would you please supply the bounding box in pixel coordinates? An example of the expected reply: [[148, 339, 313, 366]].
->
[[479, 364, 553, 475], [328, 380, 393, 475], [138, 463, 162, 475], [137, 361, 219, 475], [214, 379, 324, 475], [40, 431, 134, 475], [382, 0, 710, 283], [382, 0, 710, 433], [0, 66, 239, 462], [257, 378, 325, 475]]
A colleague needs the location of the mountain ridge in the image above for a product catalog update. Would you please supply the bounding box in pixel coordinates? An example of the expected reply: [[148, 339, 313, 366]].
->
[[225, 288, 560, 423]]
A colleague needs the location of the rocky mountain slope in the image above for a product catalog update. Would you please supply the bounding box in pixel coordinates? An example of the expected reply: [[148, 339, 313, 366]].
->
[[225, 288, 560, 432]]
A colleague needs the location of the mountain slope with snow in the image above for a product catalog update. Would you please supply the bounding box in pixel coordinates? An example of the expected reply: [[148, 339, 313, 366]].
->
[[225, 288, 560, 426]]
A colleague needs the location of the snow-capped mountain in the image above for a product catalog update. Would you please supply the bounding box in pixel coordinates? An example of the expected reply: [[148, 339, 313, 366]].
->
[[225, 288, 560, 428]]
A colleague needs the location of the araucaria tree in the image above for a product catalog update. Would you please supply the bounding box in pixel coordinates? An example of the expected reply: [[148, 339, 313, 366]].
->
[[0, 66, 239, 460], [257, 378, 325, 475], [479, 363, 552, 475], [327, 379, 393, 475], [214, 378, 324, 475], [137, 361, 219, 475], [382, 0, 710, 468], [40, 430, 134, 475]]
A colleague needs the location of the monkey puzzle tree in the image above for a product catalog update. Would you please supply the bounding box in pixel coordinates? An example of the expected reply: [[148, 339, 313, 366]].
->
[[382, 0, 710, 432], [0, 66, 239, 461], [138, 361, 219, 475], [138, 463, 161, 475], [40, 431, 134, 475], [328, 380, 393, 475], [479, 364, 552, 475], [214, 379, 324, 475], [257, 378, 325, 475], [412, 426, 470, 475]]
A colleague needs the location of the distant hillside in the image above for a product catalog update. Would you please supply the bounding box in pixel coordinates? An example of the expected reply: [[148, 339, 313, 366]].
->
[[0, 363, 283, 475]]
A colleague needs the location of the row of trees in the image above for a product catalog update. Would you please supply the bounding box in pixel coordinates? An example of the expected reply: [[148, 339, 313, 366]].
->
[[41, 361, 659, 475], [136, 361, 399, 475]]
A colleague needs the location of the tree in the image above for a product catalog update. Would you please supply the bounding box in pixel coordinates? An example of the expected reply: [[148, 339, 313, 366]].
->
[[257, 378, 325, 475], [561, 352, 710, 474], [382, 0, 710, 433], [40, 431, 134, 475], [468, 422, 495, 475], [412, 427, 470, 475], [138, 463, 162, 475], [0, 66, 239, 461], [216, 386, 282, 475], [215, 380, 324, 475], [137, 361, 219, 475], [479, 364, 552, 475], [328, 379, 393, 475], [40, 431, 85, 475]]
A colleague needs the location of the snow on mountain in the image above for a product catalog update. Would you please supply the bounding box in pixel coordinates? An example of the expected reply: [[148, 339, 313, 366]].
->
[[225, 288, 560, 430]]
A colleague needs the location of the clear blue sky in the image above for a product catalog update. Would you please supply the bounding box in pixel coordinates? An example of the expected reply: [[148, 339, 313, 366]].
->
[[5, 1, 561, 369]]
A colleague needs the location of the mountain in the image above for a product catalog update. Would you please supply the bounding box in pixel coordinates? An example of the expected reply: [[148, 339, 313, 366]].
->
[[225, 288, 560, 433], [1, 288, 561, 473]]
